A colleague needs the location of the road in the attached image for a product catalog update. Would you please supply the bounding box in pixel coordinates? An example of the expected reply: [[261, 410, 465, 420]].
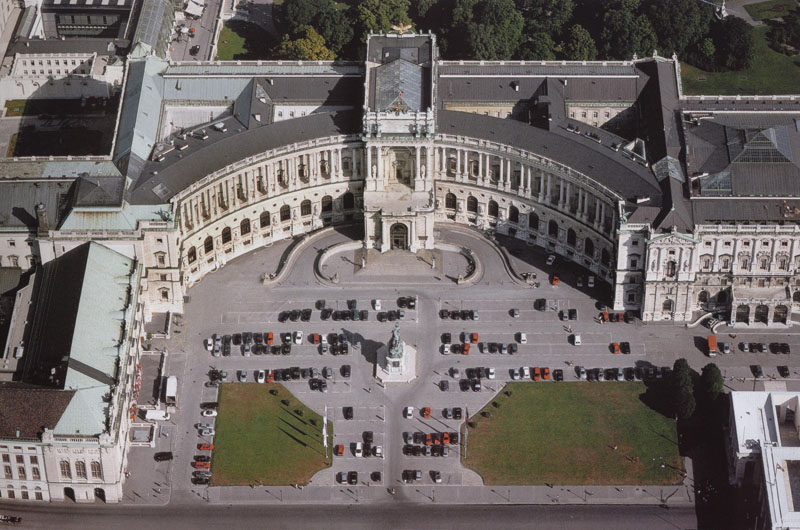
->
[[8, 503, 698, 530]]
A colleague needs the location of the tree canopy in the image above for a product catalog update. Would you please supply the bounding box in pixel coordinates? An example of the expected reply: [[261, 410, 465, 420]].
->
[[672, 358, 696, 420], [564, 24, 597, 60], [599, 7, 657, 59], [356, 0, 412, 40], [275, 26, 335, 61], [646, 0, 712, 56], [465, 0, 525, 59]]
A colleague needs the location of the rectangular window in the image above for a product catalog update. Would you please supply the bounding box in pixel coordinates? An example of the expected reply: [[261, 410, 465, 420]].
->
[[30, 456, 37, 465], [160, 274, 167, 281], [21, 490, 28, 500], [6, 489, 13, 499], [631, 259, 638, 268], [15, 455, 23, 464], [2, 455, 9, 463], [8, 240, 15, 247], [627, 293, 636, 303], [35, 492, 43, 500], [723, 241, 731, 247], [157, 254, 165, 265], [4, 465, 11, 479], [17, 466, 25, 479], [32, 467, 40, 480], [593, 111, 598, 118]]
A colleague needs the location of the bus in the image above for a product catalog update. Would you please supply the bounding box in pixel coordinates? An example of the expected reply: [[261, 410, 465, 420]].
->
[[165, 376, 178, 406], [707, 335, 718, 357]]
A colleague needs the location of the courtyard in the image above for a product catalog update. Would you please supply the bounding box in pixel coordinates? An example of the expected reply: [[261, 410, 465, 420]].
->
[[135, 224, 800, 505], [462, 382, 683, 485]]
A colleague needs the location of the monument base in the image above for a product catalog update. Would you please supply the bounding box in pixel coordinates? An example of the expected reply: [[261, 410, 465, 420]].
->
[[374, 342, 417, 384]]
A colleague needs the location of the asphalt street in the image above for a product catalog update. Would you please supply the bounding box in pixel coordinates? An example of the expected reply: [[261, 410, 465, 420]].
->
[[6, 502, 698, 530]]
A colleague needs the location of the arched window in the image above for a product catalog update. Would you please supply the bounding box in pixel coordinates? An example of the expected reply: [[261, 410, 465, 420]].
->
[[260, 211, 270, 228], [662, 299, 674, 312], [280, 205, 291, 221], [700, 254, 713, 271], [794, 291, 800, 303], [221, 227, 232, 244], [75, 461, 86, 479], [528, 212, 539, 231], [567, 228, 576, 247], [755, 304, 769, 323], [488, 200, 499, 217], [60, 461, 71, 479], [445, 193, 457, 210], [774, 305, 788, 324], [584, 238, 594, 257], [717, 290, 728, 304], [467, 196, 478, 213], [321, 196, 333, 213], [601, 249, 611, 266], [342, 192, 355, 210], [508, 206, 519, 224], [665, 260, 677, 277], [548, 220, 558, 238], [203, 236, 213, 253], [240, 218, 251, 235], [301, 200, 312, 216], [698, 291, 709, 304], [187, 247, 196, 264], [736, 305, 750, 323], [90, 461, 102, 479]]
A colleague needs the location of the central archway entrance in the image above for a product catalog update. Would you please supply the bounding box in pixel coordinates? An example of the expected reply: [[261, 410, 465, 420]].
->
[[390, 223, 408, 250]]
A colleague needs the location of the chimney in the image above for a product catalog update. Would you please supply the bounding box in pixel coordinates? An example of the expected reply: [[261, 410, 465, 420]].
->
[[35, 202, 49, 237]]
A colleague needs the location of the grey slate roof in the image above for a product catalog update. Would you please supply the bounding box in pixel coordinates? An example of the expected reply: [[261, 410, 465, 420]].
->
[[0, 388, 75, 439], [692, 199, 800, 224], [437, 110, 662, 201], [438, 63, 639, 77], [71, 175, 125, 207], [0, 179, 74, 231], [6, 38, 122, 58], [128, 110, 361, 204]]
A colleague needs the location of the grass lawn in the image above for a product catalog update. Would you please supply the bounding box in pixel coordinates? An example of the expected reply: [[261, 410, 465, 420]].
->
[[211, 383, 332, 486], [216, 21, 272, 60], [6, 133, 18, 157], [681, 26, 800, 95], [4, 100, 26, 117], [743, 0, 797, 20], [462, 383, 683, 485]]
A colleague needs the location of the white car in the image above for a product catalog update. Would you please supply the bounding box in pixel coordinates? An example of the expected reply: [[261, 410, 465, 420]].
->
[[294, 331, 303, 345], [404, 406, 414, 418], [355, 442, 363, 458], [522, 366, 531, 379], [238, 370, 247, 382], [519, 333, 527, 344], [205, 338, 213, 351], [573, 335, 582, 346], [442, 342, 451, 355], [201, 409, 218, 417], [256, 370, 265, 384], [374, 445, 383, 458], [588, 275, 595, 288], [546, 254, 556, 266], [511, 368, 521, 380], [578, 366, 587, 380], [200, 428, 215, 436], [242, 344, 251, 356], [321, 334, 328, 345], [487, 367, 495, 380], [373, 299, 381, 311]]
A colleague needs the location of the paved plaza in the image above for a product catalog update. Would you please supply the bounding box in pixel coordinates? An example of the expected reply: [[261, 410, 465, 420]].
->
[[126, 225, 800, 506]]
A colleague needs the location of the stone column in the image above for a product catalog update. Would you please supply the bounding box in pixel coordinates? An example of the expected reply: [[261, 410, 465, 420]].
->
[[546, 174, 552, 204], [504, 159, 512, 191], [594, 198, 602, 228], [376, 147, 382, 186]]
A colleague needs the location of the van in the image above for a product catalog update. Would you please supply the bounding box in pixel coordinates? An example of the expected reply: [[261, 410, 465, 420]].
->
[[707, 335, 718, 357]]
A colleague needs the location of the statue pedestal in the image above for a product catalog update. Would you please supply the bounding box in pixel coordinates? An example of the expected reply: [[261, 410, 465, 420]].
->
[[374, 342, 417, 384]]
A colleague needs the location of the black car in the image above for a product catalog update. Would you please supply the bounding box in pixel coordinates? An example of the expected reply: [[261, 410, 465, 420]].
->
[[363, 431, 374, 444], [272, 345, 281, 355], [154, 452, 173, 461], [509, 343, 518, 354], [253, 332, 263, 344], [587, 369, 597, 382], [534, 298, 546, 311], [781, 343, 791, 355], [281, 343, 291, 355], [343, 406, 354, 419], [232, 333, 242, 345], [194, 455, 210, 462], [300, 368, 310, 379], [278, 311, 289, 323], [243, 332, 253, 345], [309, 379, 321, 390], [553, 369, 564, 382], [412, 446, 422, 456], [623, 367, 635, 381], [568, 308, 578, 320], [291, 367, 301, 379], [752, 365, 764, 378], [403, 444, 414, 455], [189, 44, 200, 56], [360, 310, 368, 321], [413, 431, 425, 444], [488, 342, 498, 354], [466, 368, 476, 379], [450, 310, 460, 320], [377, 312, 386, 322], [779, 366, 790, 378], [442, 333, 451, 344], [347, 471, 358, 485], [471, 379, 481, 392], [341, 365, 351, 377], [222, 335, 231, 356], [440, 380, 449, 391], [439, 309, 449, 319], [316, 299, 326, 310], [453, 407, 463, 420], [559, 310, 567, 321], [192, 477, 210, 485], [200, 401, 218, 410], [459, 379, 470, 392], [301, 309, 312, 322], [321, 308, 332, 320], [620, 342, 631, 354], [281, 370, 291, 381]]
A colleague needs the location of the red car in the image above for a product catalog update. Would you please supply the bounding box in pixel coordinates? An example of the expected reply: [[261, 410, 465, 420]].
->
[[611, 342, 621, 355], [470, 333, 479, 344], [421, 407, 431, 418], [192, 461, 211, 469], [462, 343, 470, 355], [197, 443, 214, 451]]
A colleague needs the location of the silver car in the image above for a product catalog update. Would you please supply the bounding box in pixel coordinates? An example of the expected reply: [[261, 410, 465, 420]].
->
[[238, 370, 247, 382]]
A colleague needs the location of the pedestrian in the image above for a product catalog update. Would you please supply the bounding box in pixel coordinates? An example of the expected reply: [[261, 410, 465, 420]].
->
[[613, 445, 618, 451]]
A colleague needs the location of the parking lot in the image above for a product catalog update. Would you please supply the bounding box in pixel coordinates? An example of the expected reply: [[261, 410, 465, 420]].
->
[[132, 225, 800, 503]]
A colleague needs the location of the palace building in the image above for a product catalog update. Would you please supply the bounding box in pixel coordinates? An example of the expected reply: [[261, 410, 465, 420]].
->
[[1, 31, 800, 502]]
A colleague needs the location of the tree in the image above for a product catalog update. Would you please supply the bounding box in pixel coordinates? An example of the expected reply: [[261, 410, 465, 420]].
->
[[465, 0, 524, 59], [699, 363, 724, 403], [563, 24, 596, 60], [515, 0, 574, 35], [599, 8, 657, 60], [672, 358, 696, 419], [519, 32, 557, 60], [646, 0, 712, 57], [282, 0, 353, 55], [276, 26, 335, 61], [356, 0, 412, 39], [711, 16, 754, 71]]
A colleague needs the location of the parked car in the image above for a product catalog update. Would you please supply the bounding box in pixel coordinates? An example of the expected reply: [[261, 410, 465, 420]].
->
[[553, 369, 564, 382], [238, 370, 247, 382], [354, 442, 364, 457], [518, 333, 527, 344], [546, 254, 556, 266], [343, 407, 353, 420], [154, 452, 173, 461], [256, 370, 265, 384], [201, 409, 217, 417]]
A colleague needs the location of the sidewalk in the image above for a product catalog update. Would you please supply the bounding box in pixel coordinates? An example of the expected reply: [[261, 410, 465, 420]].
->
[[205, 482, 694, 506]]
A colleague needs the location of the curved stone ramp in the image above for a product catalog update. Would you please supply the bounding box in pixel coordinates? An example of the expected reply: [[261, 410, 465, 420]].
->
[[433, 241, 482, 285], [262, 225, 356, 286], [685, 312, 714, 329], [314, 240, 364, 286], [438, 224, 532, 287]]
